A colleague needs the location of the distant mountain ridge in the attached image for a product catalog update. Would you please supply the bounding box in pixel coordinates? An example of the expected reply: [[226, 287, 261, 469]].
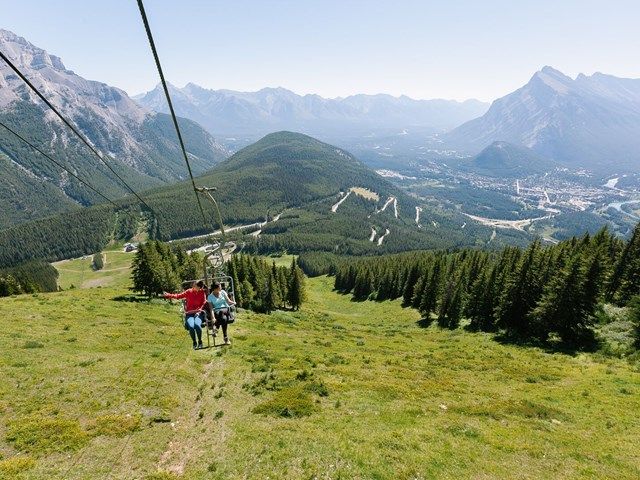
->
[[0, 29, 228, 228], [135, 83, 488, 137], [445, 66, 640, 172]]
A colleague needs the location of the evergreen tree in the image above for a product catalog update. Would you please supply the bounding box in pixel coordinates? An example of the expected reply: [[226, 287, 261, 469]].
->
[[466, 266, 497, 331], [437, 278, 463, 329], [352, 268, 373, 300], [608, 224, 640, 304], [0, 274, 22, 297], [628, 296, 640, 349], [402, 264, 420, 306], [288, 258, 306, 310], [131, 243, 164, 297], [264, 270, 281, 313], [410, 274, 426, 309], [496, 240, 544, 337], [239, 278, 255, 309], [277, 267, 289, 308], [581, 247, 606, 317], [376, 270, 395, 301], [529, 255, 592, 344], [418, 261, 441, 316]]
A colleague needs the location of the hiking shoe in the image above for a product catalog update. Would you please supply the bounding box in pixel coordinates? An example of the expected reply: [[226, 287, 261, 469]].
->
[[192, 343, 198, 350], [223, 337, 231, 345], [198, 342, 204, 349]]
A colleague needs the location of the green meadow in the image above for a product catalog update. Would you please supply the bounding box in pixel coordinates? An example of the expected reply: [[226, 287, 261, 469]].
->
[[0, 256, 639, 479], [52, 249, 134, 290]]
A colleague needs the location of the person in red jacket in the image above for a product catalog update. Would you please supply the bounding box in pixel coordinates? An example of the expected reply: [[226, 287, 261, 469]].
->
[[163, 280, 207, 349]]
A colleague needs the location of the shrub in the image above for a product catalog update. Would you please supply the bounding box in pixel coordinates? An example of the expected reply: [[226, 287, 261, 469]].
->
[[305, 380, 329, 397], [6, 416, 88, 453], [92, 253, 104, 271], [0, 456, 36, 477], [88, 414, 141, 437], [252, 385, 317, 418]]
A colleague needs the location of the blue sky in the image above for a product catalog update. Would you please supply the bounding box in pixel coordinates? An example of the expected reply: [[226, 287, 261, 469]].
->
[[1, 0, 639, 101]]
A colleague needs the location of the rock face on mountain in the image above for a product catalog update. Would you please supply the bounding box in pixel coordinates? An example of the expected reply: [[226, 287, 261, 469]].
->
[[135, 83, 488, 137], [445, 67, 640, 172], [0, 29, 227, 227]]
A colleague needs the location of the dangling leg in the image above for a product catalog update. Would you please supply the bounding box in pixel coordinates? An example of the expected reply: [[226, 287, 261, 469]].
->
[[185, 315, 197, 348], [220, 309, 230, 344], [194, 313, 203, 348], [214, 310, 228, 343]]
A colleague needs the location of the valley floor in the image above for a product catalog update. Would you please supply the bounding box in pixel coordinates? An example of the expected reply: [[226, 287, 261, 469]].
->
[[0, 271, 639, 479]]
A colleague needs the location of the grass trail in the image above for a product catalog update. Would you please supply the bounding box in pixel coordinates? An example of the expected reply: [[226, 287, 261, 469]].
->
[[0, 271, 639, 479], [52, 251, 134, 290]]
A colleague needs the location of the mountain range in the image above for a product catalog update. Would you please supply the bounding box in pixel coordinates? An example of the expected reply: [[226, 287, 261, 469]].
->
[[134, 83, 488, 139], [445, 66, 640, 172], [0, 29, 227, 228]]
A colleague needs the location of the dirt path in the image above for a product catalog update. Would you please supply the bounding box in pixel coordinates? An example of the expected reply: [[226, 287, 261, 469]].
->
[[158, 353, 227, 475], [464, 212, 555, 231]]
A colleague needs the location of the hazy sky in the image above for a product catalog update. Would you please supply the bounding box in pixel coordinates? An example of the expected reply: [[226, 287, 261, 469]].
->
[[2, 0, 639, 101]]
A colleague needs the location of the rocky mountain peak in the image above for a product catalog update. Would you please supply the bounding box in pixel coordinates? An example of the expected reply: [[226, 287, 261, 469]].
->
[[0, 29, 67, 72], [529, 66, 574, 94]]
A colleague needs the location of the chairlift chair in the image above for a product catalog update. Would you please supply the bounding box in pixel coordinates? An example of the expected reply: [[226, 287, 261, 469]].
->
[[177, 186, 242, 347]]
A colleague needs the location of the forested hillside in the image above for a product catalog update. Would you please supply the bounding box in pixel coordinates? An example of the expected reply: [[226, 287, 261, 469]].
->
[[458, 141, 559, 178], [0, 131, 528, 268], [0, 260, 58, 296], [0, 29, 228, 228], [0, 206, 142, 268], [331, 225, 640, 349], [144, 131, 416, 239]]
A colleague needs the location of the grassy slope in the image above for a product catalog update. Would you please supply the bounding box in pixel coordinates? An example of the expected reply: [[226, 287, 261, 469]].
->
[[52, 250, 134, 290], [0, 264, 639, 479]]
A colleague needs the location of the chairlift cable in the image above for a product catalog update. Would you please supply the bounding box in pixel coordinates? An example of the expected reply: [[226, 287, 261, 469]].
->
[[0, 49, 156, 214], [136, 0, 211, 229]]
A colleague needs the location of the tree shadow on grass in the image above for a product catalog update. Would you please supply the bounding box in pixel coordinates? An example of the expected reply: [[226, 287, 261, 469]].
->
[[493, 330, 601, 356], [416, 317, 434, 328]]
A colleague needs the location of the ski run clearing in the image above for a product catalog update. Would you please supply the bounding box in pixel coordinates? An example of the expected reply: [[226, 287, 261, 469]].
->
[[331, 187, 380, 213], [331, 191, 351, 213], [377, 228, 390, 246], [331, 187, 400, 220], [377, 196, 398, 218], [415, 206, 422, 226], [369, 227, 377, 242]]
